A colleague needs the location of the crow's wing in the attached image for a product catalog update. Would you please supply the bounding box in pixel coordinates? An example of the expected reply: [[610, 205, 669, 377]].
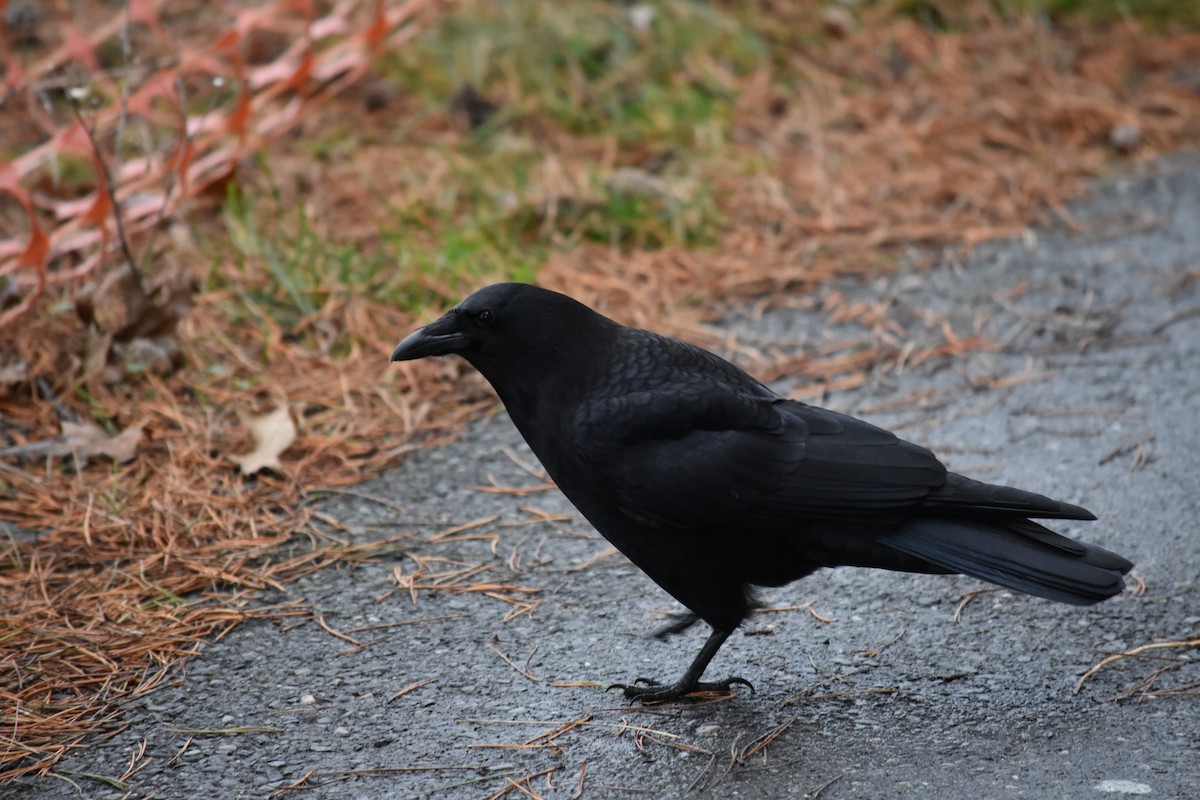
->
[[579, 388, 949, 532]]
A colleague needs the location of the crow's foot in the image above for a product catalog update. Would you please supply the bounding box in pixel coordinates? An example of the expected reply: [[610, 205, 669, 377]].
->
[[609, 675, 754, 703]]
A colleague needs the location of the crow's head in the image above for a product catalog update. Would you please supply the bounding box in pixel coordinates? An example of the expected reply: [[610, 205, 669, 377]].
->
[[390, 282, 609, 366]]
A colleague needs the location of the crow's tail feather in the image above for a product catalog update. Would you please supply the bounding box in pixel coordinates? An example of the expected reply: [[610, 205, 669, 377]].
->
[[879, 517, 1132, 605]]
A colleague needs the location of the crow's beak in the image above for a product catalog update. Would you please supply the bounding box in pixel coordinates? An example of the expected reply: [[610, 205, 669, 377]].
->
[[390, 313, 468, 362]]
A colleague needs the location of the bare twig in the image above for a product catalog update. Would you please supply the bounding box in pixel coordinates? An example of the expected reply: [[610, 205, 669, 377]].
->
[[68, 102, 142, 289], [489, 643, 542, 683], [1075, 636, 1200, 695]]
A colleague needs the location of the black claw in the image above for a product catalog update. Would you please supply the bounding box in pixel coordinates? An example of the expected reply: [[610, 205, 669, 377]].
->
[[607, 677, 661, 694], [716, 676, 755, 694]]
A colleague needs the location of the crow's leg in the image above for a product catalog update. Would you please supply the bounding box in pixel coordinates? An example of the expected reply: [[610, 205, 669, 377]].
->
[[611, 626, 753, 702]]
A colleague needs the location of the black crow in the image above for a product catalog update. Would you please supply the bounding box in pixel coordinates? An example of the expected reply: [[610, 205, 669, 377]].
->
[[391, 283, 1132, 702]]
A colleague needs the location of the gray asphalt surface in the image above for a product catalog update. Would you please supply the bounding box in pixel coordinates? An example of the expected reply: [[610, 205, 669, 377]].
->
[[11, 155, 1200, 799]]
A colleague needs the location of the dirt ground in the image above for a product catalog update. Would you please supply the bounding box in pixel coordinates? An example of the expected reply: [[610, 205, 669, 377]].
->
[[11, 155, 1199, 799]]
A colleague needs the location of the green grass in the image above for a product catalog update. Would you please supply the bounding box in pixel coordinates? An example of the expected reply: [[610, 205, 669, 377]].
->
[[212, 1, 756, 327], [212, 0, 1198, 332], [216, 177, 539, 320], [1015, 0, 1200, 26], [371, 0, 754, 268], [882, 0, 1200, 29], [382, 0, 765, 145]]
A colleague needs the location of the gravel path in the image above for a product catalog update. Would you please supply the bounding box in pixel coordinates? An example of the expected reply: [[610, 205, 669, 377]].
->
[[11, 154, 1200, 799]]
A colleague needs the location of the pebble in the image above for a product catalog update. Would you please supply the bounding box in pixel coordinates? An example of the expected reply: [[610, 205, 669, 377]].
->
[[200, 755, 228, 773], [1095, 780, 1153, 795], [1109, 123, 1142, 153], [628, 4, 655, 32]]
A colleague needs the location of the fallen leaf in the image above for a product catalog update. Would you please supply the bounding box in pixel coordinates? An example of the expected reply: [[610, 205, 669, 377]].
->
[[0, 420, 143, 465], [74, 258, 198, 340], [63, 421, 143, 463], [233, 406, 297, 475], [0, 360, 27, 385], [76, 262, 145, 336], [74, 259, 197, 381]]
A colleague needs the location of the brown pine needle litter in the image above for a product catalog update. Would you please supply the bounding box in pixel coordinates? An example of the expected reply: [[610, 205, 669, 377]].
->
[[1074, 635, 1200, 697], [4, 0, 1200, 783]]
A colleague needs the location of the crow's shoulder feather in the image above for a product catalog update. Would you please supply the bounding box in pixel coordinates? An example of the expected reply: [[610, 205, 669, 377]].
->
[[572, 330, 948, 531]]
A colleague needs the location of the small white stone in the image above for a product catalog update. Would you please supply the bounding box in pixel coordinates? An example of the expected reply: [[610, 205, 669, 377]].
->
[[629, 4, 655, 31], [1109, 123, 1142, 153], [1095, 779, 1153, 795]]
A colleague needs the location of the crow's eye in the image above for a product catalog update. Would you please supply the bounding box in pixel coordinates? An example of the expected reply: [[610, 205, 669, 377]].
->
[[477, 309, 496, 326]]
